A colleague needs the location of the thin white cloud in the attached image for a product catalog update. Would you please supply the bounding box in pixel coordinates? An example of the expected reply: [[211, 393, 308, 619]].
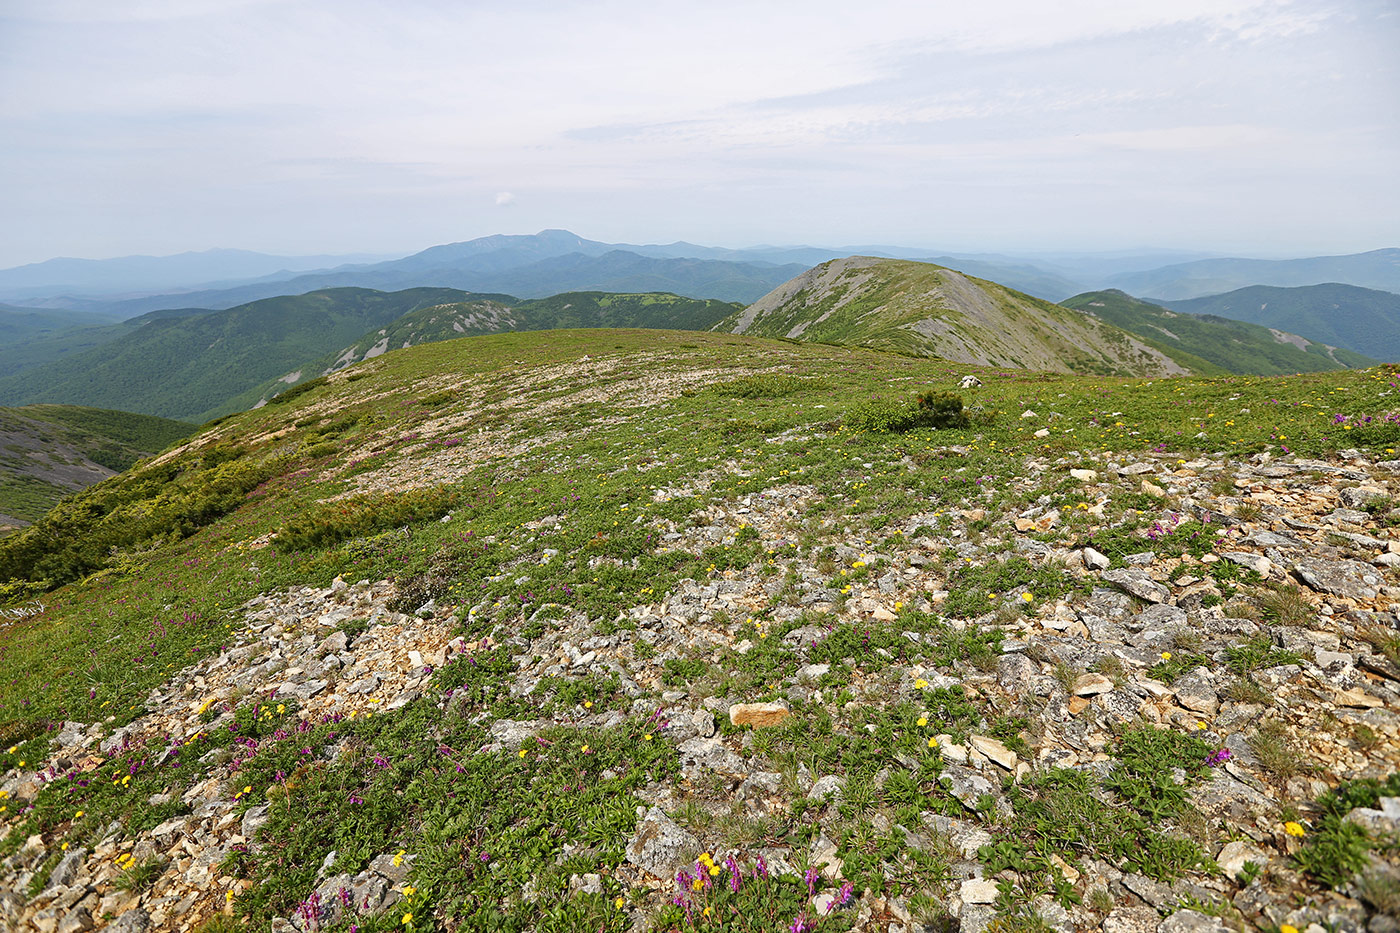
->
[[0, 0, 1393, 263]]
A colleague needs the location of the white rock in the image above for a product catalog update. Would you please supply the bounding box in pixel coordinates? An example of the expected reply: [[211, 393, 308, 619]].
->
[[969, 735, 1018, 770], [959, 878, 1000, 904]]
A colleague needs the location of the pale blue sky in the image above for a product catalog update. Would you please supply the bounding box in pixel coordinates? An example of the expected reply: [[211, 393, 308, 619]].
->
[[1, 0, 1396, 266]]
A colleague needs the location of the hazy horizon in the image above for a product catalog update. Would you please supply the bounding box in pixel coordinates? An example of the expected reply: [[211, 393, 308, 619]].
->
[[2, 0, 1397, 268]]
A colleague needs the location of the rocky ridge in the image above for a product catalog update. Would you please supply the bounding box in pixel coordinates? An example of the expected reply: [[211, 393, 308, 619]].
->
[[2, 447, 1400, 932]]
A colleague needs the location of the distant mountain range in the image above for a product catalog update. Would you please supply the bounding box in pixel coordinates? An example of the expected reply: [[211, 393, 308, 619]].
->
[[3, 232, 1397, 317], [1061, 290, 1376, 374], [1162, 283, 1400, 362], [1109, 248, 1400, 301], [0, 248, 394, 300]]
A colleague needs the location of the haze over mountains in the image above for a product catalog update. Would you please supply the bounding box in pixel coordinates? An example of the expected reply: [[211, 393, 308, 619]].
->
[[6, 231, 1397, 317], [0, 229, 1398, 445]]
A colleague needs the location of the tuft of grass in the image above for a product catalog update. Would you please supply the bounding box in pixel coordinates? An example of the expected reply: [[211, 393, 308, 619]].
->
[[1247, 721, 1310, 778], [115, 856, 167, 893], [1219, 678, 1270, 705], [1257, 584, 1313, 626], [1359, 625, 1400, 667]]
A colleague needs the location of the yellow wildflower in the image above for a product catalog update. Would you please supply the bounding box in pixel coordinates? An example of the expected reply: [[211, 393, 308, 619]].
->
[[615, 896, 626, 909], [917, 716, 928, 727], [1284, 821, 1306, 837]]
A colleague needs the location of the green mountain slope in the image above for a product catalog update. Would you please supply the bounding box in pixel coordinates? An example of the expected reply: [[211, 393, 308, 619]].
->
[[0, 287, 482, 423], [1061, 290, 1376, 374], [0, 287, 743, 424], [225, 291, 740, 411], [715, 256, 1211, 376], [1162, 283, 1400, 362], [0, 404, 193, 531]]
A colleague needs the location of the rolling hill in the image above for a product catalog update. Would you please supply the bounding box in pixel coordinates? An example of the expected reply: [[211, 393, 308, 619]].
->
[[715, 256, 1213, 376], [0, 288, 743, 423], [226, 291, 742, 411], [1061, 290, 1376, 374], [0, 288, 477, 423], [1109, 247, 1400, 300], [1162, 283, 1400, 362], [0, 404, 193, 531]]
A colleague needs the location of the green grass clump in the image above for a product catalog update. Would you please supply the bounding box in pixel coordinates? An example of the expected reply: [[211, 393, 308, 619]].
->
[[945, 555, 1082, 618], [0, 451, 288, 591], [983, 768, 1209, 886], [1104, 727, 1215, 821], [1295, 774, 1400, 888]]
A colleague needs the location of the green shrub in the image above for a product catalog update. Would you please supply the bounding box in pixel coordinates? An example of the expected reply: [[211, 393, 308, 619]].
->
[[845, 391, 970, 433], [275, 484, 459, 551], [914, 391, 971, 429], [264, 375, 328, 405]]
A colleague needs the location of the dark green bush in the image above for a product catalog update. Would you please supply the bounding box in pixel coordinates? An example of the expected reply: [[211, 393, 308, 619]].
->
[[275, 484, 459, 551], [845, 391, 970, 433]]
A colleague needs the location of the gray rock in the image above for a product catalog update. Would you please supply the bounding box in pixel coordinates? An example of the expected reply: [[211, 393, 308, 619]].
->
[[1121, 872, 1176, 908], [1132, 603, 1187, 629], [278, 679, 328, 701], [242, 804, 271, 841], [57, 908, 95, 933], [808, 774, 846, 801], [1222, 551, 1272, 576], [1173, 667, 1219, 715], [46, 847, 87, 889], [959, 877, 999, 904], [319, 630, 349, 655], [105, 909, 151, 933], [1157, 909, 1233, 933], [1293, 557, 1382, 600], [737, 771, 783, 800], [1341, 485, 1388, 508], [1103, 569, 1171, 604], [1083, 547, 1111, 571], [997, 653, 1040, 694], [939, 765, 997, 812], [959, 904, 997, 933], [1103, 907, 1162, 933], [625, 807, 700, 881], [676, 736, 744, 775]]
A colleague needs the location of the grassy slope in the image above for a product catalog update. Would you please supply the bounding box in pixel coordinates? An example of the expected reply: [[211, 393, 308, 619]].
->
[[0, 404, 194, 525], [1163, 283, 1400, 362], [2, 329, 1398, 927], [719, 258, 1216, 377], [1062, 289, 1377, 374], [9, 326, 1394, 719], [219, 292, 743, 413]]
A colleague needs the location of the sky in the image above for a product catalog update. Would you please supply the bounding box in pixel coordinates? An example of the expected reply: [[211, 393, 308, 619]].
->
[[1, 0, 1397, 267]]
